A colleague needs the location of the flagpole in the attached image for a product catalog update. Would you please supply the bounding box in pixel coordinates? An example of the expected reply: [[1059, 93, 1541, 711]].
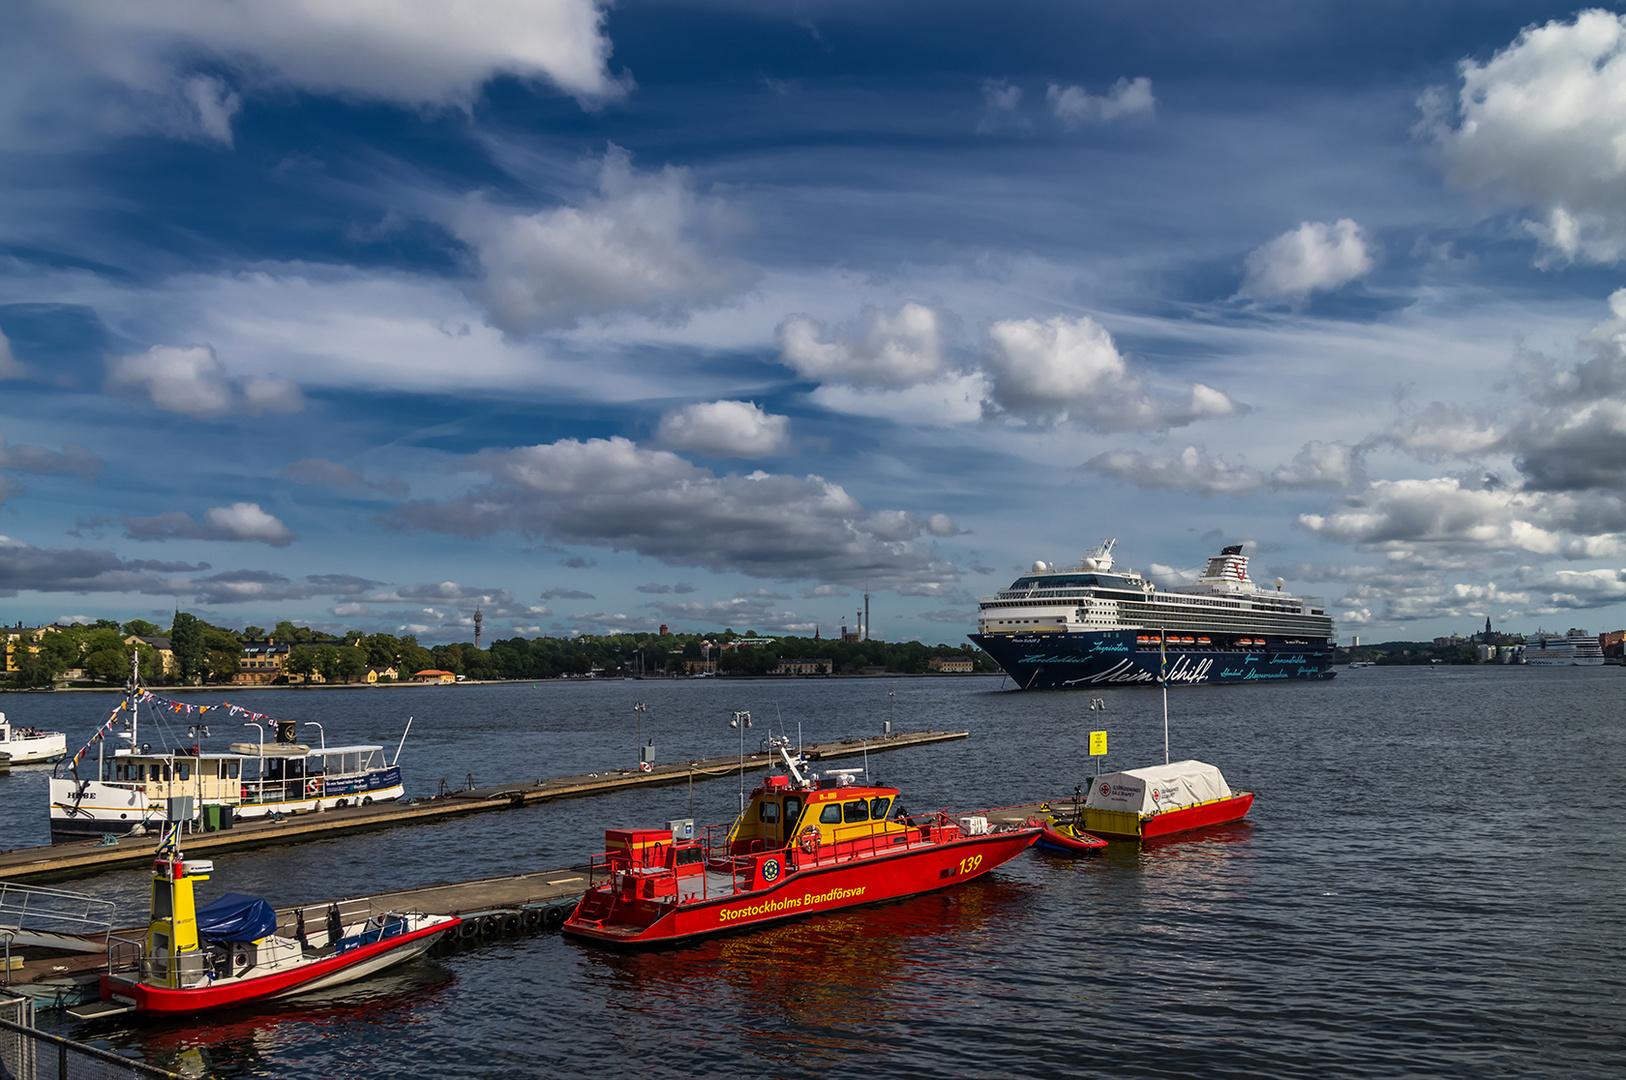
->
[[1160, 628, 1169, 765]]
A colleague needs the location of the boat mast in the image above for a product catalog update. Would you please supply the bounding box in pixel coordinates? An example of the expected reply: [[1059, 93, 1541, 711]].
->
[[1159, 628, 1169, 765]]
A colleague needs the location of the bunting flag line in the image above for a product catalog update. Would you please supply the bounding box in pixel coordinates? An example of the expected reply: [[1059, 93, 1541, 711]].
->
[[65, 691, 280, 769]]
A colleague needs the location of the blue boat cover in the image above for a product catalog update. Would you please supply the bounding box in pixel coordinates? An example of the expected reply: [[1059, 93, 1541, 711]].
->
[[195, 892, 278, 943]]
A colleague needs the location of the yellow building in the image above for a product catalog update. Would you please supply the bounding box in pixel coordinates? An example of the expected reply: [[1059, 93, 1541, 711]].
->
[[124, 635, 178, 678], [236, 641, 291, 685], [928, 655, 975, 673]]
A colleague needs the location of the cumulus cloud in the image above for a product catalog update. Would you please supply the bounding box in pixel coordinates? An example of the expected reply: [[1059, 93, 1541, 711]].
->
[[0, 439, 101, 480], [1237, 219, 1375, 307], [541, 587, 595, 600], [123, 502, 297, 546], [778, 303, 947, 389], [982, 315, 1245, 429], [284, 457, 408, 497], [1419, 9, 1626, 265], [1046, 77, 1155, 127], [104, 344, 303, 418], [1296, 477, 1626, 563], [1374, 289, 1626, 492], [0, 534, 200, 597], [49, 0, 623, 114], [1270, 441, 1367, 490], [1084, 445, 1264, 497], [387, 435, 960, 592], [655, 400, 791, 458], [452, 146, 755, 335]]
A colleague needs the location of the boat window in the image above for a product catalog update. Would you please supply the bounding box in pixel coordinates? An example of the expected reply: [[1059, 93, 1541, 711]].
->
[[758, 801, 780, 823], [176, 763, 191, 781], [227, 761, 240, 780], [784, 797, 802, 828], [819, 804, 841, 824], [869, 796, 891, 820], [843, 800, 869, 824]]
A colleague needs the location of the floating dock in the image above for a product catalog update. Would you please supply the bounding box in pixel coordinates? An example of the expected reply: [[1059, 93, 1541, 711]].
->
[[0, 729, 966, 884]]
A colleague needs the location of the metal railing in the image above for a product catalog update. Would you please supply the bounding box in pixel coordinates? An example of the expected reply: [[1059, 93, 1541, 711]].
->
[[0, 997, 180, 1080]]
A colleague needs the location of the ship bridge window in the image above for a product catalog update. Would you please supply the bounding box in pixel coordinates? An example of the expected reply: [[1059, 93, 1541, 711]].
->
[[175, 763, 190, 781], [843, 800, 870, 824], [870, 796, 892, 820], [819, 803, 841, 824], [758, 801, 780, 823]]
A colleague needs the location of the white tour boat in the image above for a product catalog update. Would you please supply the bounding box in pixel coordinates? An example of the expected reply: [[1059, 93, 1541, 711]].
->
[[0, 712, 68, 765]]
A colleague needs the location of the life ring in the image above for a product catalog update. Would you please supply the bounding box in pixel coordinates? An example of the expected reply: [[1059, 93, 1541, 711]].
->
[[305, 778, 322, 797], [639, 762, 652, 773], [798, 826, 821, 855]]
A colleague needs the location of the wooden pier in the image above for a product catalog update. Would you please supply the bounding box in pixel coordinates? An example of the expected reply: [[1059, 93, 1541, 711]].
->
[[0, 729, 966, 884]]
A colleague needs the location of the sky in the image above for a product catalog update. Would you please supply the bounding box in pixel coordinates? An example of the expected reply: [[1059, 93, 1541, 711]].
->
[[4, 1, 1626, 647]]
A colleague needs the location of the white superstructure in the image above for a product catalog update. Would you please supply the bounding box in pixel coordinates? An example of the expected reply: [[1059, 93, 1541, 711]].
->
[[1521, 629, 1605, 667], [0, 713, 67, 765], [975, 540, 1333, 642]]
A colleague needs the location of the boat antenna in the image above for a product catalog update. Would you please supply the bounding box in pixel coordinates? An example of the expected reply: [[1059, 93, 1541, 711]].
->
[[1160, 628, 1169, 765], [393, 716, 413, 766]]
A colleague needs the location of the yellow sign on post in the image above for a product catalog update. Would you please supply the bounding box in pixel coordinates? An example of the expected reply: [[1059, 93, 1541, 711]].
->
[[1089, 730, 1108, 756]]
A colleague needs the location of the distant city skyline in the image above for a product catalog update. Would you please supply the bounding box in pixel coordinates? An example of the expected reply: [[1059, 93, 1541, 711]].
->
[[4, 3, 1626, 646]]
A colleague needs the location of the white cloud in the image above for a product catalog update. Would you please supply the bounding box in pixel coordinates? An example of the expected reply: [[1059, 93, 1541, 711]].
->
[[655, 400, 791, 458], [50, 0, 623, 111], [123, 502, 297, 546], [104, 344, 303, 418], [1046, 77, 1155, 127], [1237, 219, 1375, 307], [976, 78, 1026, 134], [389, 436, 960, 592], [452, 146, 756, 335], [982, 314, 1245, 429], [1269, 441, 1366, 490], [808, 373, 986, 426], [1085, 445, 1264, 497], [778, 303, 946, 389], [1296, 477, 1626, 562], [0, 439, 101, 480], [179, 74, 240, 145], [1420, 10, 1626, 265], [0, 329, 26, 379]]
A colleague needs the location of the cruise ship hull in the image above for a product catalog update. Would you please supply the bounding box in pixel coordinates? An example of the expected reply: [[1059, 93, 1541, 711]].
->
[[969, 630, 1336, 689]]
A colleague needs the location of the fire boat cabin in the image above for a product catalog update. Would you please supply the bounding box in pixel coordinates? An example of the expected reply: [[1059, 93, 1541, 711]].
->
[[726, 771, 909, 857]]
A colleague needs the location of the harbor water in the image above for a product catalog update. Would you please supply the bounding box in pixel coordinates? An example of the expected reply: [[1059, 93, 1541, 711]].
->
[[1, 667, 1622, 1078]]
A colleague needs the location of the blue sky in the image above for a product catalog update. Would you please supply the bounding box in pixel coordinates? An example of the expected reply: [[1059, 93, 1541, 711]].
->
[[4, 0, 1626, 646]]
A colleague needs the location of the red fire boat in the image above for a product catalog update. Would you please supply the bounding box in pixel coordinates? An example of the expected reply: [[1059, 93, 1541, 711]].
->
[[562, 740, 1041, 947]]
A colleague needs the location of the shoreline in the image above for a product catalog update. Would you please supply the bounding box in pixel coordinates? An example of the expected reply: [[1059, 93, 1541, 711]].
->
[[1, 671, 1006, 694]]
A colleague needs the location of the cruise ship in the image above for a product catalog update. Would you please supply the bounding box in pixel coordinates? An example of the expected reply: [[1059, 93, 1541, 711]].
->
[[968, 539, 1336, 689], [1521, 628, 1605, 667]]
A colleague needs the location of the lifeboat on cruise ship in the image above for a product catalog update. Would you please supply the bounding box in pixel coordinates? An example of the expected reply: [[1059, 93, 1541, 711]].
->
[[562, 739, 1040, 948]]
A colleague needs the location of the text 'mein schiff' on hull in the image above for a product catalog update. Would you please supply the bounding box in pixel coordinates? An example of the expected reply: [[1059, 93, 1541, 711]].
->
[[968, 538, 1337, 690]]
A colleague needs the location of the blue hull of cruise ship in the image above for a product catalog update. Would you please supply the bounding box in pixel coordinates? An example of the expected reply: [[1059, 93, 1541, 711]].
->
[[968, 630, 1336, 689]]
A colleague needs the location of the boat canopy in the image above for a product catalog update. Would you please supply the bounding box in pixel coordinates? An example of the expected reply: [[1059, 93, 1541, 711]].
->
[[195, 892, 278, 943], [1085, 760, 1232, 815], [228, 743, 313, 758]]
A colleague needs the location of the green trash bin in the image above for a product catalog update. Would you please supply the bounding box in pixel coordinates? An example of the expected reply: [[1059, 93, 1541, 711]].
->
[[202, 804, 221, 832]]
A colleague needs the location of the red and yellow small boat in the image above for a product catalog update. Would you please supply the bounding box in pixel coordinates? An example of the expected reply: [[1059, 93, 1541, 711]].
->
[[563, 741, 1041, 947], [1079, 760, 1253, 840], [99, 833, 459, 1015]]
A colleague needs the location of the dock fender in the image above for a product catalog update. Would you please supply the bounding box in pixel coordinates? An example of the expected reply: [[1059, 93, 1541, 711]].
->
[[522, 908, 542, 931], [543, 906, 566, 931], [502, 913, 521, 933]]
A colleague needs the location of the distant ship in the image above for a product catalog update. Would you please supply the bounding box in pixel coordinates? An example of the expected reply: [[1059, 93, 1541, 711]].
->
[[968, 539, 1336, 689], [1521, 628, 1605, 667]]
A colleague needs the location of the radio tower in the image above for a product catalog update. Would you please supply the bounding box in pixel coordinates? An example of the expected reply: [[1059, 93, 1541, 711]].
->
[[864, 591, 870, 641], [474, 605, 483, 649]]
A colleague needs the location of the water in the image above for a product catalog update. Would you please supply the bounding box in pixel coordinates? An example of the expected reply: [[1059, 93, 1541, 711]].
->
[[2, 668, 1623, 1078]]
